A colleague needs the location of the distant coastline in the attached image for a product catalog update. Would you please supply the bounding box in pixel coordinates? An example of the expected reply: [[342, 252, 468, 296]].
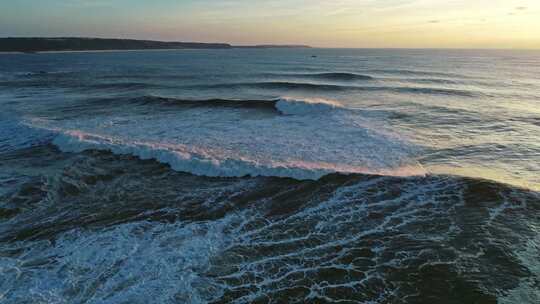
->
[[0, 37, 311, 53]]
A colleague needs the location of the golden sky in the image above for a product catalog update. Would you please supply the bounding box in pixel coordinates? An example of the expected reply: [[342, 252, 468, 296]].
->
[[1, 0, 539, 48]]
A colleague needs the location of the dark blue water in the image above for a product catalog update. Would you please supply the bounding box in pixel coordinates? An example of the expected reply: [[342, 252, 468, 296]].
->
[[0, 49, 539, 303]]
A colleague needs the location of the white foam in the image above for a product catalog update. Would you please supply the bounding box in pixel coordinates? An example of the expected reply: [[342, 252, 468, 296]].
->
[[499, 237, 540, 304], [275, 97, 344, 115], [27, 97, 425, 180], [0, 217, 238, 303]]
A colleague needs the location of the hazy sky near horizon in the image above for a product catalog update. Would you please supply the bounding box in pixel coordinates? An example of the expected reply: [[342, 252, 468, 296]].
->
[[1, 0, 539, 48]]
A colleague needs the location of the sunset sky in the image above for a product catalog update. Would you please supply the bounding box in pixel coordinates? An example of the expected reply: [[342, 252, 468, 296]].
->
[[1, 0, 539, 48]]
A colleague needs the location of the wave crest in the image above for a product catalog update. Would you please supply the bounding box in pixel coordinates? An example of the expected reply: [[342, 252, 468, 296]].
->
[[52, 130, 424, 180], [275, 97, 344, 115]]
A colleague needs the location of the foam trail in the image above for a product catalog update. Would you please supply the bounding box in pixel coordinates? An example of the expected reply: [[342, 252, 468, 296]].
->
[[0, 217, 239, 303]]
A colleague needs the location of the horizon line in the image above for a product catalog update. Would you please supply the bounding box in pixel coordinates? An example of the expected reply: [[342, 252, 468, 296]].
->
[[2, 36, 540, 51]]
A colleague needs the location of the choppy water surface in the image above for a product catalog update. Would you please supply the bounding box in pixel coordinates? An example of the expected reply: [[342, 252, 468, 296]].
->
[[1, 49, 539, 303]]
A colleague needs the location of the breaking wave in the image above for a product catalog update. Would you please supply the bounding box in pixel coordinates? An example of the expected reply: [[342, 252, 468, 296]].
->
[[275, 97, 344, 115], [25, 96, 424, 180], [72, 95, 352, 115], [49, 129, 423, 180]]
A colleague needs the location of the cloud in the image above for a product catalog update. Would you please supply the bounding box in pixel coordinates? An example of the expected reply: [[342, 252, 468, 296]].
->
[[509, 6, 528, 16]]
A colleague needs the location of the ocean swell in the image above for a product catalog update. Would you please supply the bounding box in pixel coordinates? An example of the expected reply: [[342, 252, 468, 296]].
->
[[133, 96, 278, 111], [78, 95, 349, 115], [187, 82, 481, 97], [282, 72, 374, 81]]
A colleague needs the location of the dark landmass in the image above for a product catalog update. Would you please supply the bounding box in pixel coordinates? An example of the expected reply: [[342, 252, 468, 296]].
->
[[0, 37, 231, 52], [0, 37, 311, 53]]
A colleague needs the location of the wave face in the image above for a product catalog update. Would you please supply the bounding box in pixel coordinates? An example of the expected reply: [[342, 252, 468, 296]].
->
[[1, 48, 540, 303], [133, 96, 278, 111], [285, 72, 375, 81]]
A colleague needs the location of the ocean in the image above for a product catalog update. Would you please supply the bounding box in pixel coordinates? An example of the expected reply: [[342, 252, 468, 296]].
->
[[0, 48, 539, 303]]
